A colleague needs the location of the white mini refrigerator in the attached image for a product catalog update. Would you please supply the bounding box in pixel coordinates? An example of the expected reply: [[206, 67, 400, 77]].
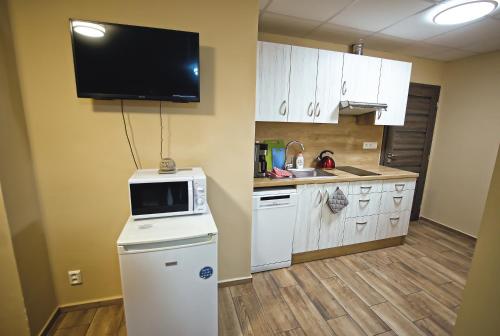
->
[[117, 210, 218, 336]]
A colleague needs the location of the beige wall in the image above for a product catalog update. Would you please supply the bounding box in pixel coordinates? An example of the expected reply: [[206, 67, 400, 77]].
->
[[0, 185, 30, 336], [454, 147, 500, 334], [8, 0, 258, 306], [0, 0, 57, 333], [421, 51, 500, 237]]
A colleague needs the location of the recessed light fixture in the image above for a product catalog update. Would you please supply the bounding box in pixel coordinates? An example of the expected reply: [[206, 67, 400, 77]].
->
[[72, 21, 106, 38], [433, 0, 498, 25]]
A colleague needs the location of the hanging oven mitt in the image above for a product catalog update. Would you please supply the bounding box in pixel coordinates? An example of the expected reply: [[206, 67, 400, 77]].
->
[[327, 187, 349, 214]]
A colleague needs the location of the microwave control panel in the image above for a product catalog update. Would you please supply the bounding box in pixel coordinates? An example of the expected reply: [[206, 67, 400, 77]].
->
[[193, 177, 207, 213]]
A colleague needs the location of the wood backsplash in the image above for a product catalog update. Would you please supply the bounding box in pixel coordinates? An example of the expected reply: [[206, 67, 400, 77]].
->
[[255, 116, 383, 167]]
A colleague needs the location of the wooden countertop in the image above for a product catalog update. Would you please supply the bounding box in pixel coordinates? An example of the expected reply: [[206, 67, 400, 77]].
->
[[254, 165, 418, 188]]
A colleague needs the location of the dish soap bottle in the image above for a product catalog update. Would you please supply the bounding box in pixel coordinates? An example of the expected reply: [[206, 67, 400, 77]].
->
[[295, 152, 305, 169]]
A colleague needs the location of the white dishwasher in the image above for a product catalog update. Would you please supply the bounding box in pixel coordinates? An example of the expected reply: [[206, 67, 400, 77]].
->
[[251, 187, 298, 273]]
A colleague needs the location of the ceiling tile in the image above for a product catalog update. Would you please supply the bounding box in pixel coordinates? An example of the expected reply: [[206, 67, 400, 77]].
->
[[266, 0, 354, 22], [259, 12, 321, 37], [306, 23, 371, 45], [381, 8, 472, 40], [260, 0, 270, 10], [362, 34, 413, 52], [330, 0, 432, 32], [426, 18, 500, 52], [429, 48, 478, 61]]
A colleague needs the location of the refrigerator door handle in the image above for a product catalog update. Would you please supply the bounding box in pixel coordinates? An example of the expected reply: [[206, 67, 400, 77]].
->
[[118, 234, 216, 255]]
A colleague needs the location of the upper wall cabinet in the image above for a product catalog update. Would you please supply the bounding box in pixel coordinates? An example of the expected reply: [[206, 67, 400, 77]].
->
[[256, 42, 291, 122], [314, 50, 344, 124], [340, 53, 381, 103], [287, 46, 319, 123], [255, 41, 412, 126], [376, 59, 412, 126]]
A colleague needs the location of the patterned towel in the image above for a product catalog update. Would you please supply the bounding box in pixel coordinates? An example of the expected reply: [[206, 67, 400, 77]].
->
[[327, 187, 349, 214], [266, 167, 293, 179]]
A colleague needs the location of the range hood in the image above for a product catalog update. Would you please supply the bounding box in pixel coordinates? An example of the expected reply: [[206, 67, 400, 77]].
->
[[339, 101, 388, 115]]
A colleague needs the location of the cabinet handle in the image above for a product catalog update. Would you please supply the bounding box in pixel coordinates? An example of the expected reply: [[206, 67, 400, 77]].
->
[[359, 199, 370, 203], [393, 196, 403, 204], [389, 217, 400, 224], [377, 109, 382, 120], [360, 186, 372, 193], [395, 183, 405, 192], [314, 102, 320, 117], [316, 190, 323, 206], [342, 81, 347, 95], [278, 100, 287, 115], [356, 221, 368, 225], [307, 102, 314, 117]]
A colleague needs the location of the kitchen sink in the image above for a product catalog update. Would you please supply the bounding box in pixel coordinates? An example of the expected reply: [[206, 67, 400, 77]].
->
[[287, 168, 336, 178]]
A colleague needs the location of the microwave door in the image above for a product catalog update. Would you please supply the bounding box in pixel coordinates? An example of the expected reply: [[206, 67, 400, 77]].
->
[[130, 181, 193, 218]]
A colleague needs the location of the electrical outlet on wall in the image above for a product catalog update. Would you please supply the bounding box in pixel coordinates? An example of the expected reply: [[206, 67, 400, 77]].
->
[[68, 270, 82, 286], [363, 142, 378, 150]]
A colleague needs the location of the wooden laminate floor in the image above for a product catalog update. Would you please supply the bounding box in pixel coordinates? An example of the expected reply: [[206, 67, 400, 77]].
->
[[47, 219, 475, 336]]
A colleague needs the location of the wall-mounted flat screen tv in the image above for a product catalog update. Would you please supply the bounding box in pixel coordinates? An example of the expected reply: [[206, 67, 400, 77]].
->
[[70, 20, 200, 102]]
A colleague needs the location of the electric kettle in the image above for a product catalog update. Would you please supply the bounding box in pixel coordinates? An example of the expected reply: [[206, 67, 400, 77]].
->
[[317, 150, 335, 169]]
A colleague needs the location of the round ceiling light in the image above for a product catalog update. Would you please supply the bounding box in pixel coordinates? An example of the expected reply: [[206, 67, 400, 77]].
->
[[72, 21, 106, 38], [433, 1, 498, 25]]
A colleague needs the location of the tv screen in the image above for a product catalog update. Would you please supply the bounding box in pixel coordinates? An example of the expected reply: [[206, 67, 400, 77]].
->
[[69, 20, 200, 102]]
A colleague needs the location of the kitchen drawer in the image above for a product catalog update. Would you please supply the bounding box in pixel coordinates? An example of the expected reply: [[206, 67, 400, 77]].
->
[[380, 190, 414, 214], [382, 179, 416, 192], [343, 215, 378, 246], [349, 180, 382, 195], [376, 210, 410, 240], [347, 193, 382, 218]]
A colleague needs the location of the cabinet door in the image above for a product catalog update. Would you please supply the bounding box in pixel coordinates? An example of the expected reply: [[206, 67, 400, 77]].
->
[[287, 46, 318, 123], [314, 50, 343, 124], [318, 183, 348, 249], [376, 59, 412, 126], [341, 53, 381, 103], [292, 185, 323, 253], [376, 210, 410, 240], [343, 215, 379, 245], [256, 42, 291, 122]]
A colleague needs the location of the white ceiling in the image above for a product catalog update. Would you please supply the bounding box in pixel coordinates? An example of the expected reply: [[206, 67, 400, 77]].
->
[[259, 0, 500, 61]]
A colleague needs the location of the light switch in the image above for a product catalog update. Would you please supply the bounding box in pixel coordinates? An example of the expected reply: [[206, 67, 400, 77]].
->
[[363, 142, 378, 150]]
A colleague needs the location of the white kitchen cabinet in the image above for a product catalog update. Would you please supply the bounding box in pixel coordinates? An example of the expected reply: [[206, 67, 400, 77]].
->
[[292, 184, 323, 253], [313, 50, 343, 124], [340, 53, 381, 104], [380, 190, 415, 214], [256, 41, 291, 122], [318, 183, 349, 249], [347, 193, 382, 218], [288, 46, 319, 123], [343, 215, 379, 245], [376, 210, 411, 240], [376, 59, 412, 126]]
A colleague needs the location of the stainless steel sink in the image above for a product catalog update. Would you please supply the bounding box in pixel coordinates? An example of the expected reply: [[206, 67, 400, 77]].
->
[[287, 168, 336, 178]]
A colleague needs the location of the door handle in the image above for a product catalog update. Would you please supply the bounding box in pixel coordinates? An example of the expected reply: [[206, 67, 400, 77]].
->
[[314, 102, 320, 117], [307, 102, 314, 117], [279, 100, 287, 116], [341, 81, 347, 95]]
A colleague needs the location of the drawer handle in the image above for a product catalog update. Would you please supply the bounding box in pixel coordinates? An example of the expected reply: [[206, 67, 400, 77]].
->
[[360, 186, 372, 193], [356, 221, 368, 225], [164, 261, 178, 267], [395, 183, 405, 191], [393, 196, 403, 204], [389, 217, 400, 224], [359, 199, 370, 203]]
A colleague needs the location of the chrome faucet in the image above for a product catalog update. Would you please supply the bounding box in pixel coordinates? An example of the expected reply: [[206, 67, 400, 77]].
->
[[285, 140, 305, 170]]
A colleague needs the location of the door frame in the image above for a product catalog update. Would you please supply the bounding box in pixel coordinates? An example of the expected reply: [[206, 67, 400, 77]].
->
[[380, 83, 441, 220]]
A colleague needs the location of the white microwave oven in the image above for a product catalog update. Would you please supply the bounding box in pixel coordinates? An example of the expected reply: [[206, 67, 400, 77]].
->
[[128, 167, 207, 219]]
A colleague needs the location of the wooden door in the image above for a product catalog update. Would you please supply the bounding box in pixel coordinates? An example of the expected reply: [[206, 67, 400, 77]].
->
[[256, 42, 291, 122], [380, 83, 440, 220], [376, 59, 412, 126], [287, 46, 318, 123], [314, 50, 343, 124], [341, 53, 381, 103]]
